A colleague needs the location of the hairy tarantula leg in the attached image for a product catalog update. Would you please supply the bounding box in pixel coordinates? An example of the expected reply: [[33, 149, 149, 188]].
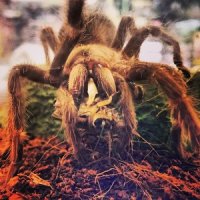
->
[[5, 64, 55, 183], [68, 64, 88, 107], [122, 27, 148, 58], [148, 26, 190, 78], [125, 61, 200, 159], [40, 27, 60, 65], [107, 73, 138, 155], [56, 87, 80, 159], [113, 73, 138, 137], [50, 33, 80, 77], [112, 16, 137, 51], [5, 129, 23, 184], [8, 65, 57, 127], [49, 0, 85, 75], [66, 0, 85, 29], [92, 65, 116, 98], [58, 0, 85, 42], [123, 26, 190, 78], [59, 63, 89, 162]]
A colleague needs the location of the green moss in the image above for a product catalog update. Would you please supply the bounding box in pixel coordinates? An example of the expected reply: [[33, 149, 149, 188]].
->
[[135, 82, 171, 144], [26, 82, 63, 138]]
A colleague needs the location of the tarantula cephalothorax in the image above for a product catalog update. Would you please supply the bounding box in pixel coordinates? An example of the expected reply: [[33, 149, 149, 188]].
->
[[3, 0, 200, 182]]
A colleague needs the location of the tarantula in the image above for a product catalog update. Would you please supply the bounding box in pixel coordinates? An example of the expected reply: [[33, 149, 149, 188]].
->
[[3, 0, 200, 183]]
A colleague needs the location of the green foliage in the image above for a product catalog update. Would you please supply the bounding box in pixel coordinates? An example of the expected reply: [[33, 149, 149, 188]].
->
[[26, 82, 63, 138], [135, 70, 200, 147], [135, 82, 171, 144]]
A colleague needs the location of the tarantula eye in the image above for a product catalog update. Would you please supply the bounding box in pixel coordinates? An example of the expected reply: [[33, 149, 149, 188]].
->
[[82, 50, 89, 57]]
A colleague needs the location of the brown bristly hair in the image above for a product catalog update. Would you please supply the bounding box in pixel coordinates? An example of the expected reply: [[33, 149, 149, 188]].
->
[[56, 87, 79, 154], [113, 73, 138, 135], [126, 61, 200, 158]]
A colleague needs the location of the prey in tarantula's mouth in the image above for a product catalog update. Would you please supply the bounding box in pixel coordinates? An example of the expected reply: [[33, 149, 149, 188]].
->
[[53, 77, 129, 162]]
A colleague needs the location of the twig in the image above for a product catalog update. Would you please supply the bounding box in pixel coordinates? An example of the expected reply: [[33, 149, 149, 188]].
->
[[31, 140, 65, 172], [93, 179, 116, 200]]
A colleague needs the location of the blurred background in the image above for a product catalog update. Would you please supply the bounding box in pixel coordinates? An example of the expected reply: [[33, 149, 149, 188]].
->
[[0, 0, 200, 101], [0, 0, 200, 140]]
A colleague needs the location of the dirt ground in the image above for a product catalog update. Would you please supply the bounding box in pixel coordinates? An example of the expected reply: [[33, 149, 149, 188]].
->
[[0, 135, 200, 200]]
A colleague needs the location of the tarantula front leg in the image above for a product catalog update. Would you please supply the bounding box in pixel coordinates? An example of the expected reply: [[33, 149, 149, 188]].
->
[[123, 26, 190, 78], [112, 16, 137, 51], [5, 64, 55, 183], [57, 0, 84, 43], [49, 0, 85, 78], [49, 33, 80, 81], [113, 73, 137, 132], [123, 61, 200, 159], [40, 27, 60, 65], [111, 73, 138, 155], [66, 0, 84, 29], [40, 28, 81, 86], [61, 63, 89, 162]]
